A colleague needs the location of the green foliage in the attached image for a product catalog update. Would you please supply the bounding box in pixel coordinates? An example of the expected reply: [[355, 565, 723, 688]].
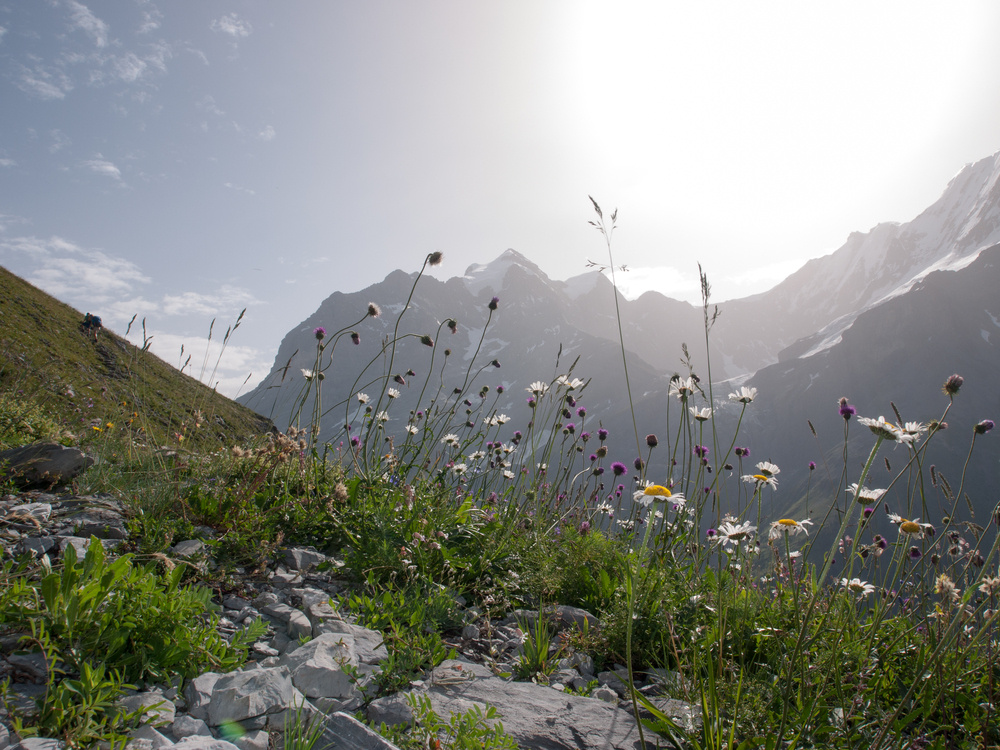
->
[[379, 693, 518, 750], [0, 390, 68, 449], [2, 539, 263, 684], [514, 611, 562, 681], [282, 698, 325, 750], [339, 584, 458, 694]]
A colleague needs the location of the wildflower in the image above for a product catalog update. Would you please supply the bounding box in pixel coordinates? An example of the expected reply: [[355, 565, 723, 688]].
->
[[728, 386, 757, 404], [351, 331, 360, 345], [841, 578, 875, 597], [428, 251, 443, 266], [313, 326, 326, 340], [717, 520, 757, 550], [502, 470, 515, 480], [556, 375, 585, 390], [979, 574, 1000, 597], [375, 411, 389, 423], [611, 461, 628, 477], [527, 381, 549, 396], [768, 518, 813, 541], [387, 388, 400, 399], [847, 483, 886, 503], [863, 506, 875, 520], [857, 416, 911, 443], [975, 419, 995, 435], [578, 407, 587, 418], [942, 373, 963, 397], [935, 574, 962, 605], [690, 406, 713, 421], [633, 457, 644, 471], [645, 434, 658, 448], [694, 445, 709, 458], [452, 463, 468, 476], [593, 466, 605, 476], [357, 392, 370, 404], [633, 483, 685, 508], [598, 428, 609, 441], [350, 435, 360, 447], [406, 424, 418, 435], [908, 546, 922, 560], [564, 423, 576, 434], [302, 368, 323, 381], [734, 446, 750, 458], [742, 461, 779, 489], [896, 517, 931, 539], [441, 433, 459, 447], [839, 397, 856, 420], [367, 302, 381, 318], [488, 296, 499, 310], [670, 377, 697, 400], [447, 319, 458, 334], [808, 461, 816, 471], [420, 334, 434, 347]]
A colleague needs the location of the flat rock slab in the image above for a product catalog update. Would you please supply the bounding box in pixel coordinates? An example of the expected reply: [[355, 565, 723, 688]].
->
[[0, 444, 93, 488], [369, 660, 658, 750]]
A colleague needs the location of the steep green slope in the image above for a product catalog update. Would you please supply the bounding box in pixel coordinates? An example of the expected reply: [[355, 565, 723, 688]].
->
[[0, 265, 272, 450]]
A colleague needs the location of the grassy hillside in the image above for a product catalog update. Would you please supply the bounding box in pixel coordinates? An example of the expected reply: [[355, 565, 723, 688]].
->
[[0, 265, 272, 451]]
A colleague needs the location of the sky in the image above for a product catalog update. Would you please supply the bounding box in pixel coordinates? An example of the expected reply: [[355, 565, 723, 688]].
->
[[3, 2, 1000, 396]]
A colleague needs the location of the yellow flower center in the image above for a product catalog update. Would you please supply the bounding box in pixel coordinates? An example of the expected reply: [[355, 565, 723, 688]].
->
[[753, 474, 768, 482], [644, 485, 671, 497], [777, 518, 797, 527], [900, 521, 921, 534]]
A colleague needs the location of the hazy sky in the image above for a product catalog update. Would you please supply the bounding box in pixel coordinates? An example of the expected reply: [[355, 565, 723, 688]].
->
[[3, 2, 1000, 395]]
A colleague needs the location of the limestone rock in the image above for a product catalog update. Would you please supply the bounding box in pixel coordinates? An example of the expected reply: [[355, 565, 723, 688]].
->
[[0, 444, 93, 488]]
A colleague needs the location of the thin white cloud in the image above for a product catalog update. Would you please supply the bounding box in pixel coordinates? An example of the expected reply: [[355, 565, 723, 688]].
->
[[81, 155, 122, 180], [161, 286, 258, 317], [211, 13, 252, 39], [111, 52, 147, 83], [0, 25, 7, 42], [66, 1, 109, 49], [49, 130, 71, 153], [137, 3, 163, 34], [134, 331, 269, 397], [197, 94, 224, 117], [0, 158, 15, 168], [0, 236, 150, 305], [224, 182, 256, 196], [258, 125, 276, 141], [16, 62, 74, 100]]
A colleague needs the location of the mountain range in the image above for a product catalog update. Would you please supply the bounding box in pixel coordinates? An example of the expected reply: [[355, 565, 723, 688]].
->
[[239, 151, 1000, 534]]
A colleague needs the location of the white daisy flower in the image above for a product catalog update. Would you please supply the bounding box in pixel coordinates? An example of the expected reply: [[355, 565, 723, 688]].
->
[[768, 518, 813, 541], [728, 386, 757, 404], [689, 406, 713, 421]]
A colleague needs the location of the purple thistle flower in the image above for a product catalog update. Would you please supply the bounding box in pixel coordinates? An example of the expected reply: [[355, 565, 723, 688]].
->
[[581, 431, 591, 442], [527, 397, 536, 408], [942, 373, 964, 397], [350, 435, 360, 447], [809, 461, 816, 470], [839, 397, 856, 420], [496, 385, 504, 394], [589, 453, 597, 462], [706, 528, 717, 538], [579, 521, 591, 535], [646, 434, 658, 448], [611, 461, 627, 477], [565, 423, 576, 434], [593, 466, 604, 476], [598, 428, 609, 441], [975, 419, 995, 435], [351, 331, 360, 345], [313, 326, 326, 340], [634, 457, 644, 471], [489, 296, 499, 310], [694, 445, 709, 458], [578, 407, 587, 418], [863, 507, 874, 519], [908, 546, 922, 560]]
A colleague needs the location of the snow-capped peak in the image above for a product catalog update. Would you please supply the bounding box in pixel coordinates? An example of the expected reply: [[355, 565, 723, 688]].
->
[[461, 248, 547, 296]]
